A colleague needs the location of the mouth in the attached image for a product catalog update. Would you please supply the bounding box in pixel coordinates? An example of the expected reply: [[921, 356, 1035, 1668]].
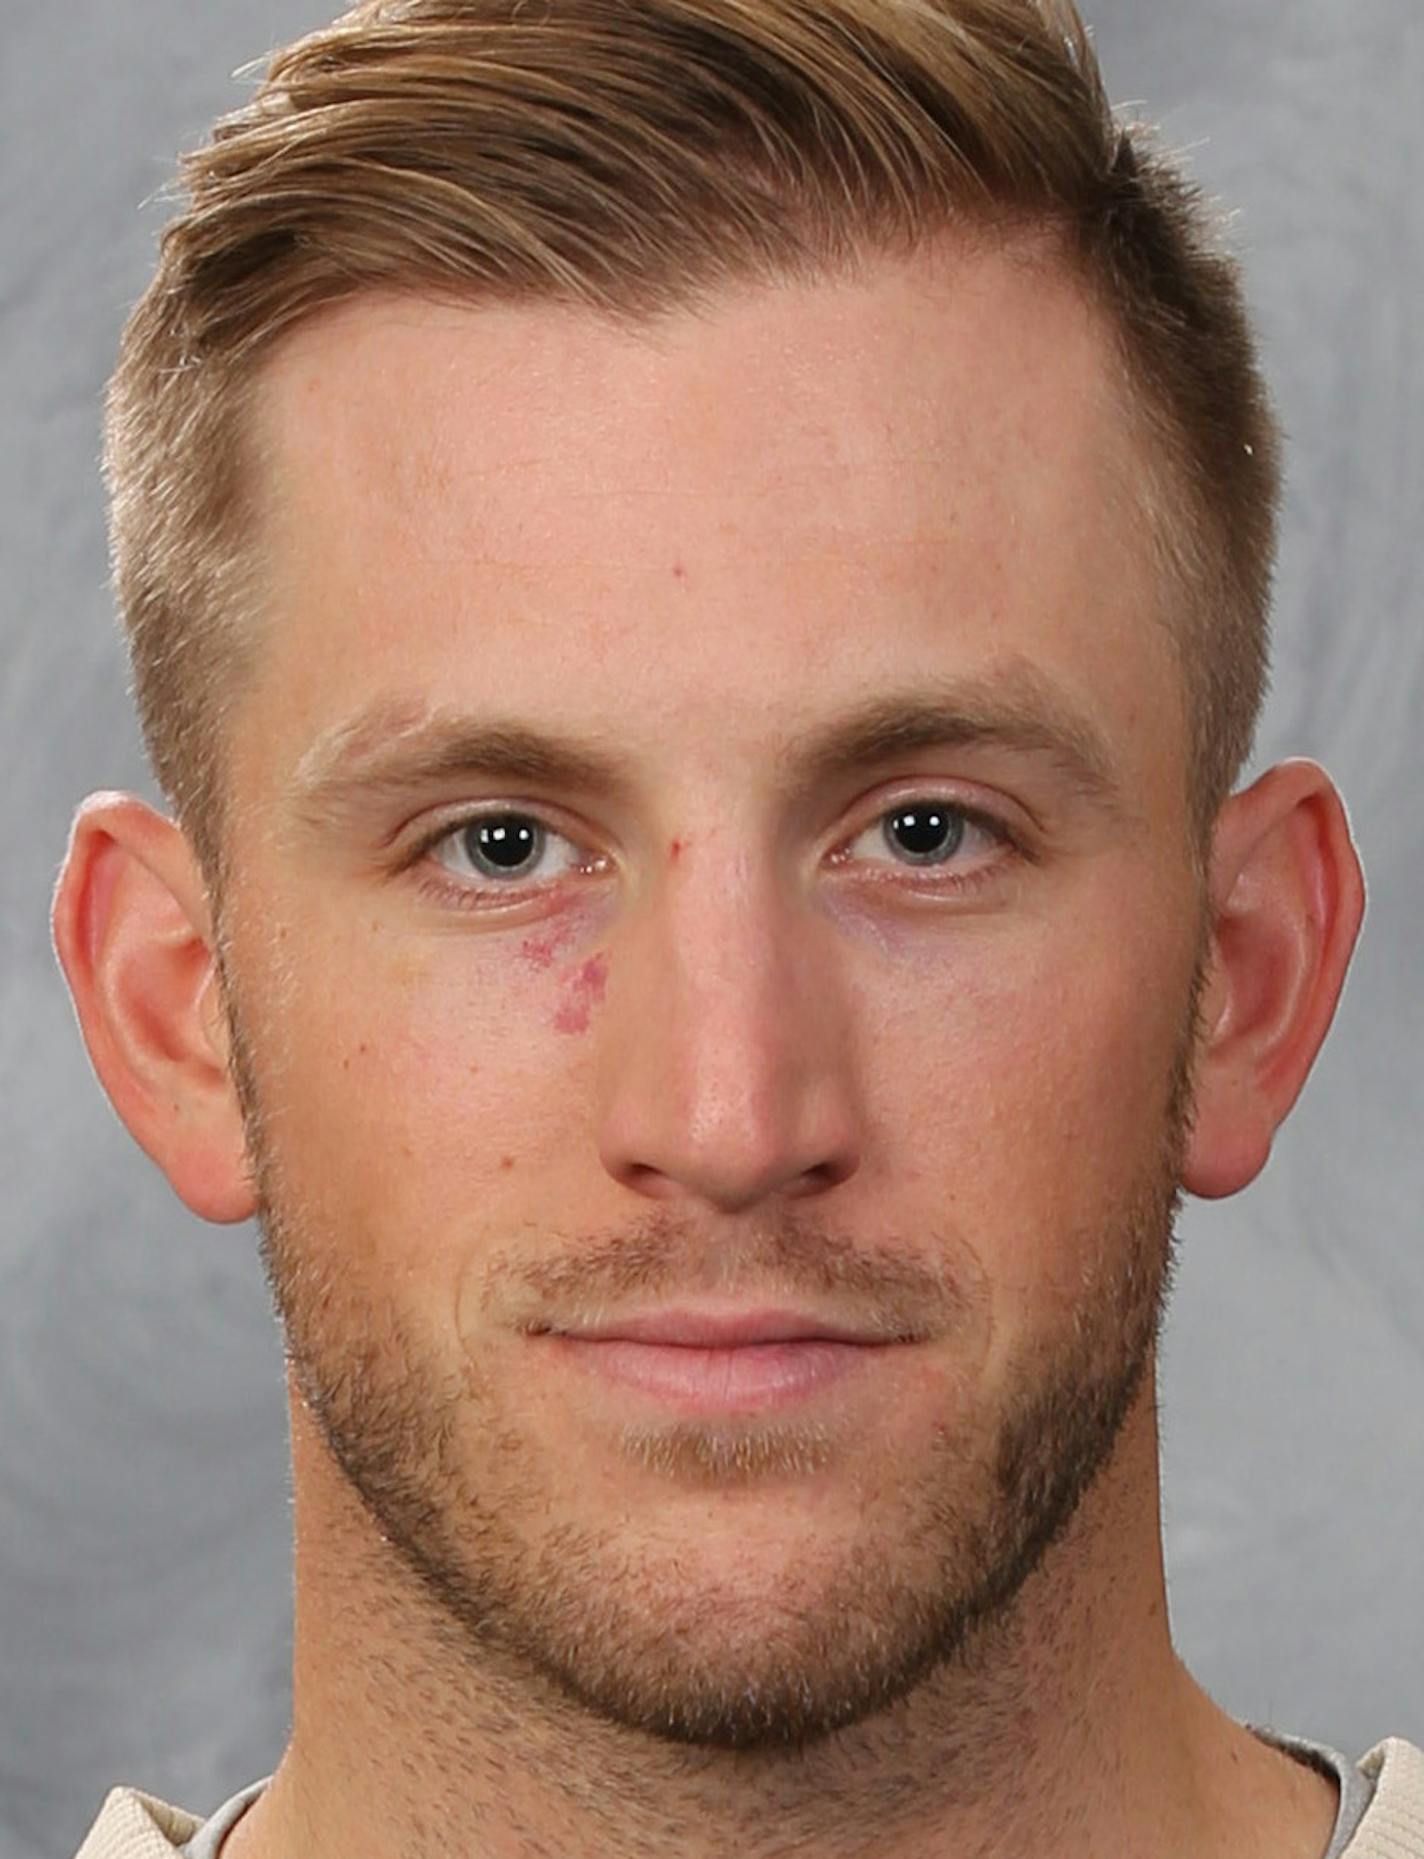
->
[[536, 1306, 913, 1414], [546, 1335, 888, 1411]]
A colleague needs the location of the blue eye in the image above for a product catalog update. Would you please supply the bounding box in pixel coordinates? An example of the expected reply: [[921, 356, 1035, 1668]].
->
[[460, 814, 545, 878], [427, 811, 593, 892], [881, 805, 967, 865], [840, 800, 1005, 876], [413, 795, 1013, 914]]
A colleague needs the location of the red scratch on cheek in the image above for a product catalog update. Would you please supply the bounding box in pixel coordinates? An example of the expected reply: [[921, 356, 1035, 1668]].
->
[[553, 953, 609, 1036]]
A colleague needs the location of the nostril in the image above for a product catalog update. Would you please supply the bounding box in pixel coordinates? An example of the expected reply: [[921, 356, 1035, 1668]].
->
[[789, 1156, 858, 1195], [618, 1162, 682, 1199]]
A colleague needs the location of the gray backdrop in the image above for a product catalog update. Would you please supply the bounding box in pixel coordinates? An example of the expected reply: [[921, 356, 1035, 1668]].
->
[[2, 2, 1420, 1853]]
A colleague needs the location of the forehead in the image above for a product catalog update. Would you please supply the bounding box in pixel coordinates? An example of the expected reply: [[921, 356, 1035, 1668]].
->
[[240, 238, 1182, 811]]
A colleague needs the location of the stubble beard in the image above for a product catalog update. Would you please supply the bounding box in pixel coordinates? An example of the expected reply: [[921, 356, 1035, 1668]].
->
[[221, 956, 1201, 1757]]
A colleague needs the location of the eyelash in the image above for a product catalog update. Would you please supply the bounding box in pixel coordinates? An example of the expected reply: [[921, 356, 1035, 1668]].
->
[[403, 796, 1025, 916]]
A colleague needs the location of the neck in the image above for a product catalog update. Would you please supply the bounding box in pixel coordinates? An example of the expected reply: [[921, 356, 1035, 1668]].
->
[[227, 1376, 1335, 1859]]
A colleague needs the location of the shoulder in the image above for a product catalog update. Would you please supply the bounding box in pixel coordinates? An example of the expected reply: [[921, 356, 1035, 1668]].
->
[[1348, 1739, 1424, 1857], [72, 1784, 203, 1859]]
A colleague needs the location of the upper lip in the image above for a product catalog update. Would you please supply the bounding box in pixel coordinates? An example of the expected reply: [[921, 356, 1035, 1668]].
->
[[549, 1307, 898, 1346]]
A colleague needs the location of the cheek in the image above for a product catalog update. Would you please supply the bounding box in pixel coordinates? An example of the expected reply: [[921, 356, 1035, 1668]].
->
[[857, 911, 1192, 1294], [246, 920, 591, 1251]]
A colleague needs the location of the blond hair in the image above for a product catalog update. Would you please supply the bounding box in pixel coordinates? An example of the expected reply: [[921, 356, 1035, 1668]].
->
[[105, 0, 1280, 890]]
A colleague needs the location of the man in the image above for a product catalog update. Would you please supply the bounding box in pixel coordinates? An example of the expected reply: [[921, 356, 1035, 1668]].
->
[[53, 0, 1421, 1854]]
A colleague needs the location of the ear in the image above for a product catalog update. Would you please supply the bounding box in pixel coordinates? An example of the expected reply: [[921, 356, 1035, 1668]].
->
[[51, 792, 257, 1223], [1182, 759, 1365, 1200]]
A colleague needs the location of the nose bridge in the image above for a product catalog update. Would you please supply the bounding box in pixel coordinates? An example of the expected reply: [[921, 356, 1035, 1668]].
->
[[594, 832, 862, 1209]]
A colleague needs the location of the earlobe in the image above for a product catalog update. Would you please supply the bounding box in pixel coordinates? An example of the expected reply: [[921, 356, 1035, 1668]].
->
[[1181, 760, 1365, 1201], [51, 793, 257, 1224]]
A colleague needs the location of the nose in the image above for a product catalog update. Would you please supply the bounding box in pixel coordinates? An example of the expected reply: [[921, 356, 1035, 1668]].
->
[[593, 852, 863, 1213]]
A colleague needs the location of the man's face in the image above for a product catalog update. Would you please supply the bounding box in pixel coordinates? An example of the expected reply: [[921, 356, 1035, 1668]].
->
[[218, 240, 1206, 1750]]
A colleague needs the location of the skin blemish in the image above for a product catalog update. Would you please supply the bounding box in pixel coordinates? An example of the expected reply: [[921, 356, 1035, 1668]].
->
[[669, 838, 683, 863], [554, 997, 590, 1035], [672, 559, 687, 581], [521, 921, 577, 970], [499, 1155, 515, 1172], [553, 952, 610, 1036]]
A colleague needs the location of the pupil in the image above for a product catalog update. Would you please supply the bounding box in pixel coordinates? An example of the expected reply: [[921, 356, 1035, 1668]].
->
[[468, 815, 542, 875], [885, 806, 964, 863]]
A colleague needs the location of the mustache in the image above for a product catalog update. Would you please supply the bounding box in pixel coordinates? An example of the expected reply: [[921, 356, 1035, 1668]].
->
[[481, 1206, 985, 1344]]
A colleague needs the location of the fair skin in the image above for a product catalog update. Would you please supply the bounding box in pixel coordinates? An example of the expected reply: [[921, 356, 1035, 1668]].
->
[[54, 237, 1362, 1859]]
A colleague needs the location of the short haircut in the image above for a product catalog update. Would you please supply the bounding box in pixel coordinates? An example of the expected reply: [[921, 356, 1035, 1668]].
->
[[104, 0, 1281, 893]]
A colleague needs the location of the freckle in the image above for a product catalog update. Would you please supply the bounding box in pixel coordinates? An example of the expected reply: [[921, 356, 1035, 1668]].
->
[[499, 1154, 515, 1171], [358, 1042, 369, 1055]]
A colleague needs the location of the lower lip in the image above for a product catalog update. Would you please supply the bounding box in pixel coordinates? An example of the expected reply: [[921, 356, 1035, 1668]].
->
[[549, 1337, 883, 1412]]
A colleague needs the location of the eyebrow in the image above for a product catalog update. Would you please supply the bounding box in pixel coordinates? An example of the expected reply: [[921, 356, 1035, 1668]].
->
[[288, 663, 1123, 833]]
